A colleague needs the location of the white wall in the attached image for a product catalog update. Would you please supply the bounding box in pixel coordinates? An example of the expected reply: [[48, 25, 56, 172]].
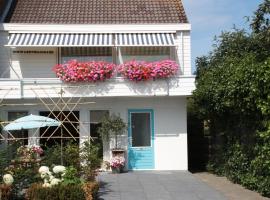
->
[[175, 31, 191, 75], [0, 96, 188, 170], [10, 47, 57, 79]]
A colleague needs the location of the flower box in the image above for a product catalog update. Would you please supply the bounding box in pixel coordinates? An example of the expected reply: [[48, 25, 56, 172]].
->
[[53, 60, 115, 82], [118, 59, 179, 81]]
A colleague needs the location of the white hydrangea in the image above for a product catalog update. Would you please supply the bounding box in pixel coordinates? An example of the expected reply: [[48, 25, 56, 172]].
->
[[40, 172, 48, 179], [50, 178, 61, 186], [3, 174, 14, 186], [49, 174, 55, 182], [52, 165, 66, 174], [38, 166, 49, 174], [42, 183, 51, 188]]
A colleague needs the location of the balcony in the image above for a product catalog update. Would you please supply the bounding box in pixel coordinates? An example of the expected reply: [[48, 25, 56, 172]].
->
[[0, 76, 195, 99]]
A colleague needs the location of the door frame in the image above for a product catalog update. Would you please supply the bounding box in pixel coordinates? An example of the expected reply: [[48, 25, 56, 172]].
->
[[127, 109, 155, 170]]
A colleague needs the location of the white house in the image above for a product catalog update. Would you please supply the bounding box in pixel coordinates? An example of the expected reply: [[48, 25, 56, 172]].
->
[[0, 0, 195, 170]]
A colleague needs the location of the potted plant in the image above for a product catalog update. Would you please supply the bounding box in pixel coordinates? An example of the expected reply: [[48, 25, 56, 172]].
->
[[110, 156, 125, 173], [98, 114, 127, 172]]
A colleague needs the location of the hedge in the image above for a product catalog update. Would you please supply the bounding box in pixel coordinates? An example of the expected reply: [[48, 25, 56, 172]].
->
[[25, 182, 99, 200]]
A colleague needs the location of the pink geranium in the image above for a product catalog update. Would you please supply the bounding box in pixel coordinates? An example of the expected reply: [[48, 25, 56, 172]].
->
[[118, 60, 152, 81], [53, 60, 115, 82], [151, 60, 179, 78], [118, 60, 179, 81]]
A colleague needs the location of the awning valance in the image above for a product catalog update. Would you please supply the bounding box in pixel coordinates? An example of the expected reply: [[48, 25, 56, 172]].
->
[[115, 33, 175, 46], [6, 33, 113, 47], [6, 32, 175, 47]]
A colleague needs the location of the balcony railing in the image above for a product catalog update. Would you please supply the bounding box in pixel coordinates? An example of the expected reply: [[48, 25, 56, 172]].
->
[[0, 76, 195, 99]]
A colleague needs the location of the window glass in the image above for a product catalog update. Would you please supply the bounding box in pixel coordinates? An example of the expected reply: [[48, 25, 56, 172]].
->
[[131, 112, 151, 147], [61, 47, 112, 63], [120, 47, 171, 63]]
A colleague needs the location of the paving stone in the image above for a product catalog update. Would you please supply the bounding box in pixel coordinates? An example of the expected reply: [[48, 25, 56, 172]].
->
[[97, 171, 227, 200]]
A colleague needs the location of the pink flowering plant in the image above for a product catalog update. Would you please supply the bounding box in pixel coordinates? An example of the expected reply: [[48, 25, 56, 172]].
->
[[151, 60, 179, 78], [118, 60, 179, 81], [16, 145, 44, 159], [53, 60, 115, 82], [32, 145, 44, 155], [110, 156, 125, 168], [118, 60, 152, 81]]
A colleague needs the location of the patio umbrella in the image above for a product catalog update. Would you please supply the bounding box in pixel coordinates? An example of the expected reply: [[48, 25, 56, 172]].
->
[[3, 114, 61, 131]]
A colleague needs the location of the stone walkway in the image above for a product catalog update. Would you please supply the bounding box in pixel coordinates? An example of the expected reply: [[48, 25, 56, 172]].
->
[[194, 172, 269, 200], [97, 171, 227, 200]]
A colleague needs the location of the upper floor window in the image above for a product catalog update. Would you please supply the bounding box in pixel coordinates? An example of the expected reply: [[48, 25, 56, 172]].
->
[[119, 47, 172, 64], [60, 47, 113, 63]]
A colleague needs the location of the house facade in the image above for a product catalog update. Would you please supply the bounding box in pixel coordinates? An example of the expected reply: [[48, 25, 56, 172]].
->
[[0, 0, 195, 170]]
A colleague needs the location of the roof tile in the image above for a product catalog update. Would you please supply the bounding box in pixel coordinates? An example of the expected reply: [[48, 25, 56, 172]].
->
[[7, 0, 188, 24]]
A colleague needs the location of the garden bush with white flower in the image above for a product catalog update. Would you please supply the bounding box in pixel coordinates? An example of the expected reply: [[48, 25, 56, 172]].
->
[[38, 165, 66, 188], [0, 141, 101, 200], [26, 165, 99, 200]]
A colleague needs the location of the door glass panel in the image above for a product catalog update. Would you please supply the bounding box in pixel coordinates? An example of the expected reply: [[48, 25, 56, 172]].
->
[[131, 112, 151, 147]]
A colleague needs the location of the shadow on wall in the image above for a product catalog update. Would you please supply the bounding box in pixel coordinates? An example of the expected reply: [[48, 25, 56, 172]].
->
[[126, 78, 179, 95], [63, 82, 114, 96]]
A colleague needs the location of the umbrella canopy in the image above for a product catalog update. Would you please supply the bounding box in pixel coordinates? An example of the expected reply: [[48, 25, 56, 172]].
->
[[4, 114, 61, 131]]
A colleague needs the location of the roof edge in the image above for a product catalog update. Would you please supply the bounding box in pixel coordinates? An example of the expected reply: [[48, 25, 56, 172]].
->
[[177, 0, 189, 23], [2, 23, 191, 32]]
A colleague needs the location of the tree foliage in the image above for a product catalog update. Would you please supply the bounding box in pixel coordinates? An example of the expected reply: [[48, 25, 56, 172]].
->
[[192, 0, 270, 196]]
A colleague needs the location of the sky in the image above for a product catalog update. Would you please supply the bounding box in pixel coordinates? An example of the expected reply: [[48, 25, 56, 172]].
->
[[181, 0, 263, 72]]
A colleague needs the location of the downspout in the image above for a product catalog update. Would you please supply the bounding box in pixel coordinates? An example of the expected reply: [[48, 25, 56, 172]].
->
[[0, 0, 14, 23]]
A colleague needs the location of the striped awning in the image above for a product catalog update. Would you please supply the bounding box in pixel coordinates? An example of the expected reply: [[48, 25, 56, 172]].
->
[[6, 33, 113, 47], [115, 33, 175, 46]]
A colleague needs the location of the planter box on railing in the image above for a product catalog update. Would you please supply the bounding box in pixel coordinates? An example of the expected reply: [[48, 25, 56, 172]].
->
[[53, 60, 115, 82], [118, 60, 179, 82], [53, 59, 179, 83]]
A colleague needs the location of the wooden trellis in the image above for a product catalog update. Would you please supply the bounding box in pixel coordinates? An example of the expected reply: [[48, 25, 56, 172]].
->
[[0, 84, 95, 142]]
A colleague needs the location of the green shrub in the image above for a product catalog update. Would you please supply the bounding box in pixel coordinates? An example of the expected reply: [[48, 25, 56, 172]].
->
[[225, 142, 250, 184], [41, 142, 80, 168], [26, 182, 99, 200], [80, 141, 101, 181], [208, 136, 270, 197], [62, 166, 81, 185], [257, 177, 270, 197], [0, 141, 23, 177]]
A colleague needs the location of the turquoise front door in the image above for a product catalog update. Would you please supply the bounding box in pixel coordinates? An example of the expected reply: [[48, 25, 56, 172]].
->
[[128, 109, 154, 170]]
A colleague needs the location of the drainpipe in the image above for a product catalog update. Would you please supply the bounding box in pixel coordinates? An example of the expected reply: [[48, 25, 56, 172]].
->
[[0, 0, 14, 23]]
